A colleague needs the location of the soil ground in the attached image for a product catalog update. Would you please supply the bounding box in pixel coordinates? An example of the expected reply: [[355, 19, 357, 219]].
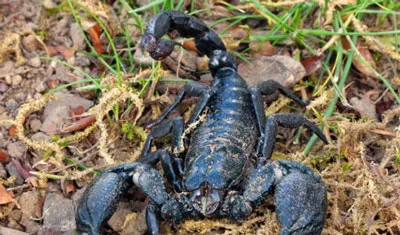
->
[[0, 0, 399, 235]]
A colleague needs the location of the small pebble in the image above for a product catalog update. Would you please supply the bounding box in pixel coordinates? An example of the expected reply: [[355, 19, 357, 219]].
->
[[5, 162, 24, 185], [29, 57, 41, 68], [22, 35, 39, 52], [11, 75, 22, 86], [19, 190, 41, 218], [76, 53, 91, 67], [7, 141, 27, 159], [8, 209, 22, 221], [34, 82, 47, 93], [5, 99, 18, 109], [41, 193, 76, 234], [70, 23, 85, 50], [43, 0, 56, 9], [20, 217, 40, 234], [5, 74, 12, 85], [14, 92, 25, 102], [29, 119, 42, 132], [6, 220, 24, 232], [31, 132, 51, 142], [108, 202, 131, 232], [67, 56, 76, 65], [0, 163, 7, 178], [0, 80, 8, 92]]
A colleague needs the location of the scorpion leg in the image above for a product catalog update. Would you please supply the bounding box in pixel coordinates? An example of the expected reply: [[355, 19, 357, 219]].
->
[[261, 114, 328, 161], [139, 149, 183, 192], [140, 117, 185, 191], [141, 117, 184, 156], [249, 87, 267, 155], [146, 81, 212, 128], [257, 80, 309, 107], [76, 163, 169, 234], [250, 81, 310, 157]]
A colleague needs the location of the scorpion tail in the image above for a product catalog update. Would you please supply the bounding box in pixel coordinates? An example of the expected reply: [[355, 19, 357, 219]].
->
[[140, 10, 235, 74]]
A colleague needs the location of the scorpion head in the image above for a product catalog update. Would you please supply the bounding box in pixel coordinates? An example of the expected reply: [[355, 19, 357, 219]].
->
[[208, 50, 237, 76], [190, 185, 224, 216]]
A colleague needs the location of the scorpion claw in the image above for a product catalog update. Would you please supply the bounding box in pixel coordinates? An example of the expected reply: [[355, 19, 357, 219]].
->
[[274, 161, 327, 235], [140, 34, 181, 60], [76, 170, 132, 234]]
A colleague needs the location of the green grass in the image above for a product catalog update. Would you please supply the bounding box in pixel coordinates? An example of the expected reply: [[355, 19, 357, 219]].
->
[[43, 0, 400, 152]]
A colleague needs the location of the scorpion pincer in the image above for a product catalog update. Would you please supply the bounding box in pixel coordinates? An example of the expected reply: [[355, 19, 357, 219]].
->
[[76, 10, 329, 235]]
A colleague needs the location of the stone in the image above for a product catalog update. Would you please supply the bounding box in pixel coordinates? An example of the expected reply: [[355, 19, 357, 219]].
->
[[350, 97, 377, 120], [70, 23, 85, 50], [8, 209, 22, 221], [29, 57, 41, 68], [107, 202, 131, 232], [40, 105, 69, 136], [40, 92, 93, 135], [30, 132, 51, 142], [76, 53, 91, 67], [0, 163, 7, 178], [2, 223, 26, 234], [11, 75, 22, 86], [238, 55, 306, 87], [34, 80, 47, 93], [5, 162, 24, 185], [29, 119, 41, 132], [121, 210, 147, 235], [22, 35, 39, 52], [0, 132, 7, 148], [40, 193, 76, 234], [20, 216, 40, 234], [7, 141, 28, 159], [43, 0, 56, 9], [19, 190, 41, 218], [0, 80, 8, 92]]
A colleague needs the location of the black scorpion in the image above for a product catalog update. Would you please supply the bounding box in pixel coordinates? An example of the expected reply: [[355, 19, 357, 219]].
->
[[76, 11, 329, 235]]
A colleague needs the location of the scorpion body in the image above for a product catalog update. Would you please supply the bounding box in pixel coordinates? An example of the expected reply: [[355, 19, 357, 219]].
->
[[184, 69, 258, 194], [77, 11, 329, 235]]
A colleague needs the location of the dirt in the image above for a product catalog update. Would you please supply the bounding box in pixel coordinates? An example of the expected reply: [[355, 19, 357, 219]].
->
[[0, 0, 400, 235]]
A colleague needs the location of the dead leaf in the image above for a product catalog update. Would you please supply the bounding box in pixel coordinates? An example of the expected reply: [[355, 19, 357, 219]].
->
[[8, 125, 17, 136], [62, 115, 96, 133], [87, 23, 104, 54], [63, 49, 75, 59], [301, 55, 324, 76], [342, 37, 378, 78], [63, 181, 75, 196], [70, 106, 85, 120], [223, 25, 251, 51], [353, 41, 378, 78], [350, 96, 377, 120], [0, 150, 8, 163], [249, 41, 279, 56], [25, 177, 39, 188], [0, 184, 19, 208], [46, 45, 58, 56], [238, 55, 306, 87]]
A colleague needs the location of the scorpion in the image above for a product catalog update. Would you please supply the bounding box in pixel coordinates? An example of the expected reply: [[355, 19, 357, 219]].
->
[[76, 11, 329, 235]]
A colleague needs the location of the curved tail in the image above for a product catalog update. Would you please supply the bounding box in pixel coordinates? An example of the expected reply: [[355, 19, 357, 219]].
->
[[140, 11, 237, 75]]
